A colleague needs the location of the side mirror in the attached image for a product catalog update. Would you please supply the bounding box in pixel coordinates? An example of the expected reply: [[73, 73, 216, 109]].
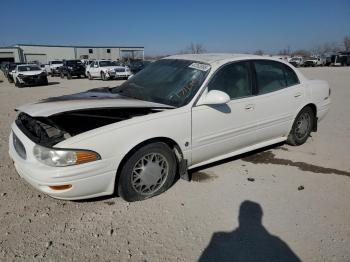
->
[[11, 70, 16, 73], [197, 90, 230, 106], [94, 64, 98, 68]]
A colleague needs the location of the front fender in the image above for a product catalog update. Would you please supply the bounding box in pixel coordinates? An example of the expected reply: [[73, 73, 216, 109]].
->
[[55, 107, 192, 170]]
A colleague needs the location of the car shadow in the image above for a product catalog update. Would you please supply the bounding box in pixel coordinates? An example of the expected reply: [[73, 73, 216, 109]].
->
[[189, 142, 285, 177], [46, 82, 60, 86], [198, 200, 301, 262]]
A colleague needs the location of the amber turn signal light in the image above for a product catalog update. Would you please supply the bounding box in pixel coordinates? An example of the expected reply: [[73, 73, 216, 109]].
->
[[49, 184, 72, 190], [76, 151, 100, 164]]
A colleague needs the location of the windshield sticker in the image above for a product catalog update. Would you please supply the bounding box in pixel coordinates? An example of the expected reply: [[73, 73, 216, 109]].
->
[[188, 63, 211, 72]]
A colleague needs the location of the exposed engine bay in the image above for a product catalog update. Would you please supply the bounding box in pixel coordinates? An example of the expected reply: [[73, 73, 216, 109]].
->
[[15, 107, 165, 147]]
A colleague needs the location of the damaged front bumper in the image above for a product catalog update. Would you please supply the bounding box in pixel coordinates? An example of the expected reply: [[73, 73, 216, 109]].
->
[[17, 74, 47, 86], [9, 122, 117, 200]]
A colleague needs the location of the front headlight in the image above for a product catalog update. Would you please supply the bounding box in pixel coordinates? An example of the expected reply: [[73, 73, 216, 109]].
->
[[33, 145, 101, 167]]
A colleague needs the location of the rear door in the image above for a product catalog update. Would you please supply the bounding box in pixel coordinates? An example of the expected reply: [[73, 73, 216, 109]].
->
[[252, 60, 304, 141]]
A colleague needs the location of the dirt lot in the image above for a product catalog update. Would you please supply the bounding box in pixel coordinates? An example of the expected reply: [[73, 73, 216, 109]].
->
[[0, 68, 349, 261]]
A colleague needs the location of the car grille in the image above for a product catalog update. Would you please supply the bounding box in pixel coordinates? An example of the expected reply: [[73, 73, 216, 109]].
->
[[13, 132, 27, 160], [115, 68, 125, 72]]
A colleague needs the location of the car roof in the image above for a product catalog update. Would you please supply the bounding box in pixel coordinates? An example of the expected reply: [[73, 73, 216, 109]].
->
[[165, 53, 264, 64]]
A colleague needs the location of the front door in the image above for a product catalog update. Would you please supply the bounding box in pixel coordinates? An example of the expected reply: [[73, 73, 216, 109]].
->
[[191, 61, 259, 166]]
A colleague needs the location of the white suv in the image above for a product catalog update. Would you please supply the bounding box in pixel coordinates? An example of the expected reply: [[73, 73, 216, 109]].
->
[[86, 60, 132, 80]]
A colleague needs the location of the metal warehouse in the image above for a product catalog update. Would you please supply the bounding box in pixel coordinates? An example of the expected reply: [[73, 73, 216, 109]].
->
[[0, 44, 144, 64]]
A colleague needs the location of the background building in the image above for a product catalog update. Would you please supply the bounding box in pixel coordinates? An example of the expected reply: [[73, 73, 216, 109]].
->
[[0, 44, 144, 64]]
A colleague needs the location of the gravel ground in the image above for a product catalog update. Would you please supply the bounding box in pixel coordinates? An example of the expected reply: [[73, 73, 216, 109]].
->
[[0, 67, 349, 261]]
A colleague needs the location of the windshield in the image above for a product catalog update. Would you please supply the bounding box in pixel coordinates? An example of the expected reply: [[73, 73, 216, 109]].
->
[[18, 65, 41, 71], [111, 59, 210, 107], [51, 61, 62, 64], [99, 61, 114, 67]]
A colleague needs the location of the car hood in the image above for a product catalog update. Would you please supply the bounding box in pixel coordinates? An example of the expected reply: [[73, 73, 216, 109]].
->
[[18, 70, 43, 76], [16, 87, 174, 117], [103, 66, 125, 71]]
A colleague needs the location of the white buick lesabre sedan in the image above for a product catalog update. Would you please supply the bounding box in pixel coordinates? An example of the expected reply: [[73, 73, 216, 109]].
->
[[9, 54, 331, 202]]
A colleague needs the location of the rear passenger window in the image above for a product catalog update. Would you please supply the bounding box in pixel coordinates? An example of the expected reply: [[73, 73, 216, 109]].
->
[[254, 60, 300, 94], [208, 61, 252, 100], [254, 60, 286, 94], [283, 64, 299, 86]]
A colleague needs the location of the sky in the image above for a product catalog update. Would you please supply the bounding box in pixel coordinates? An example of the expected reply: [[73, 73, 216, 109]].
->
[[1, 0, 349, 55]]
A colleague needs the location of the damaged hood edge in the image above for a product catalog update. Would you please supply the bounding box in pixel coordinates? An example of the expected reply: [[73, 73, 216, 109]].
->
[[16, 87, 174, 117]]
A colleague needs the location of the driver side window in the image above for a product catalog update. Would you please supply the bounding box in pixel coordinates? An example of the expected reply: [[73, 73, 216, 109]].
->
[[208, 61, 252, 100]]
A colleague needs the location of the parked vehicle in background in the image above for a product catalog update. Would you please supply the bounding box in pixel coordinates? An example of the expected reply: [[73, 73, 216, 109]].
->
[[9, 54, 331, 201], [303, 57, 323, 67], [289, 57, 304, 67], [5, 63, 24, 83], [59, 60, 86, 79], [12, 64, 48, 87], [46, 60, 63, 76], [337, 52, 350, 66], [325, 52, 350, 66], [86, 60, 132, 80], [81, 59, 94, 67], [1, 62, 10, 72], [128, 60, 152, 74]]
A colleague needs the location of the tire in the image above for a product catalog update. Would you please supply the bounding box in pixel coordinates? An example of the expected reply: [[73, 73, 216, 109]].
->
[[67, 72, 72, 79], [287, 106, 314, 146], [88, 72, 92, 80], [8, 77, 13, 83], [60, 72, 64, 79], [101, 71, 107, 81], [118, 142, 177, 202], [42, 77, 48, 86], [15, 78, 23, 88]]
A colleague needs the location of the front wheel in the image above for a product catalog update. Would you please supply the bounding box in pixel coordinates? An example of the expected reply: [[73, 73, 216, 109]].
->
[[118, 142, 177, 202], [287, 106, 314, 146], [101, 71, 107, 81], [67, 72, 72, 79], [15, 78, 23, 88], [60, 72, 64, 79]]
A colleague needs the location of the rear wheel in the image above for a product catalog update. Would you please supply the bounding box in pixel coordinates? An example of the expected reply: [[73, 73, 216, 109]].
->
[[60, 72, 64, 78], [67, 72, 72, 79], [287, 106, 314, 146], [118, 142, 177, 202]]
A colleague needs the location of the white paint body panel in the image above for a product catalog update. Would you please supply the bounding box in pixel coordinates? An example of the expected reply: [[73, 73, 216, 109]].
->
[[9, 54, 331, 200]]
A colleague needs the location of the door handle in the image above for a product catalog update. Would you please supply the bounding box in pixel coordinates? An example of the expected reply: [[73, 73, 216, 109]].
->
[[244, 104, 255, 110], [294, 92, 302, 98]]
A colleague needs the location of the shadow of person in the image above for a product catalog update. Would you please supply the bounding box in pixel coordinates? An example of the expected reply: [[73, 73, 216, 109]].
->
[[199, 201, 301, 262]]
